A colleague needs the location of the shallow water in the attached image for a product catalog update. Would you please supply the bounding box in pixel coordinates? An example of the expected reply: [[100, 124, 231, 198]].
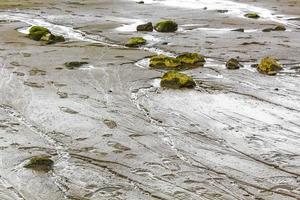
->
[[127, 0, 300, 27]]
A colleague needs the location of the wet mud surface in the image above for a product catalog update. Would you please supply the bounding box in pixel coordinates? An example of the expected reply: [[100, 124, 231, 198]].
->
[[0, 0, 300, 199]]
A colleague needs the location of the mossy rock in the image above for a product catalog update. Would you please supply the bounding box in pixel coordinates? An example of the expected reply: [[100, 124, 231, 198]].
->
[[64, 61, 89, 69], [24, 156, 54, 172], [226, 58, 243, 70], [29, 26, 50, 41], [161, 71, 196, 89], [125, 37, 146, 47], [244, 13, 260, 19], [263, 25, 286, 32], [41, 33, 65, 44], [28, 26, 65, 44], [274, 25, 286, 31], [150, 55, 182, 69], [154, 20, 178, 32], [257, 57, 282, 75], [177, 53, 205, 66], [150, 53, 205, 70], [137, 22, 153, 32]]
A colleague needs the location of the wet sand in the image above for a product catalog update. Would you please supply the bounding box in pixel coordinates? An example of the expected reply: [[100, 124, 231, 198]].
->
[[0, 0, 300, 199]]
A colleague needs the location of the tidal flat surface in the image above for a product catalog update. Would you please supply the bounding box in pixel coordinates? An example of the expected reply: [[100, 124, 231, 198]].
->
[[0, 0, 300, 199]]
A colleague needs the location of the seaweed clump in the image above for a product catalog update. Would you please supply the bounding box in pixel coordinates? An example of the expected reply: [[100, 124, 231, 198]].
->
[[160, 71, 196, 89], [125, 37, 146, 47], [29, 26, 50, 41], [257, 57, 282, 75], [154, 20, 178, 32], [64, 61, 89, 70], [24, 156, 54, 172], [150, 53, 205, 70], [244, 13, 260, 19], [28, 26, 65, 44]]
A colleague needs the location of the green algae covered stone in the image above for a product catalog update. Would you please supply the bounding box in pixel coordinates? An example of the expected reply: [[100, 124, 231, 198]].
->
[[24, 156, 54, 172], [150, 55, 182, 69], [64, 61, 89, 69], [226, 58, 243, 70], [137, 22, 153, 32], [177, 53, 205, 66], [263, 25, 286, 32], [274, 25, 286, 31], [161, 71, 196, 89], [29, 26, 50, 41], [257, 57, 282, 75], [154, 20, 178, 32], [244, 13, 260, 19], [125, 37, 146, 47]]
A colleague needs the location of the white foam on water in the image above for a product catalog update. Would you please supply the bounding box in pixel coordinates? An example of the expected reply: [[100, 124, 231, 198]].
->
[[135, 58, 149, 69], [206, 74, 224, 79], [143, 34, 162, 47], [190, 27, 258, 33], [115, 19, 145, 32], [151, 78, 161, 88], [79, 65, 95, 70], [143, 47, 175, 56], [17, 26, 30, 34]]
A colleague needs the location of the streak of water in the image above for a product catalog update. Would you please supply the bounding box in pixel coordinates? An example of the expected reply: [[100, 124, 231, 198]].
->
[[127, 0, 300, 28]]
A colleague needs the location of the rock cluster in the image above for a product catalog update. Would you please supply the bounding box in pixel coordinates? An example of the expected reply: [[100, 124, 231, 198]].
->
[[150, 53, 205, 70], [29, 26, 65, 44], [149, 53, 205, 89], [137, 20, 178, 33]]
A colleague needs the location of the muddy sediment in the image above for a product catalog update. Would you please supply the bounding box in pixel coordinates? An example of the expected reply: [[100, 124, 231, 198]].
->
[[0, 0, 300, 200]]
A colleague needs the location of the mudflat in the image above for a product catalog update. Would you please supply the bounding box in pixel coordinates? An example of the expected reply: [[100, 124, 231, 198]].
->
[[0, 0, 300, 199]]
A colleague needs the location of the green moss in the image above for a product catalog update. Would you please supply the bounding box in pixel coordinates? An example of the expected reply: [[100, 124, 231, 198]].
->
[[257, 57, 282, 75], [154, 20, 178, 32], [29, 26, 50, 41], [161, 71, 196, 89], [125, 37, 146, 47], [150, 53, 205, 70], [64, 61, 89, 69], [226, 58, 242, 70], [137, 22, 153, 32], [177, 53, 205, 66], [24, 156, 54, 172], [150, 55, 182, 69], [244, 13, 260, 19], [274, 25, 286, 31]]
